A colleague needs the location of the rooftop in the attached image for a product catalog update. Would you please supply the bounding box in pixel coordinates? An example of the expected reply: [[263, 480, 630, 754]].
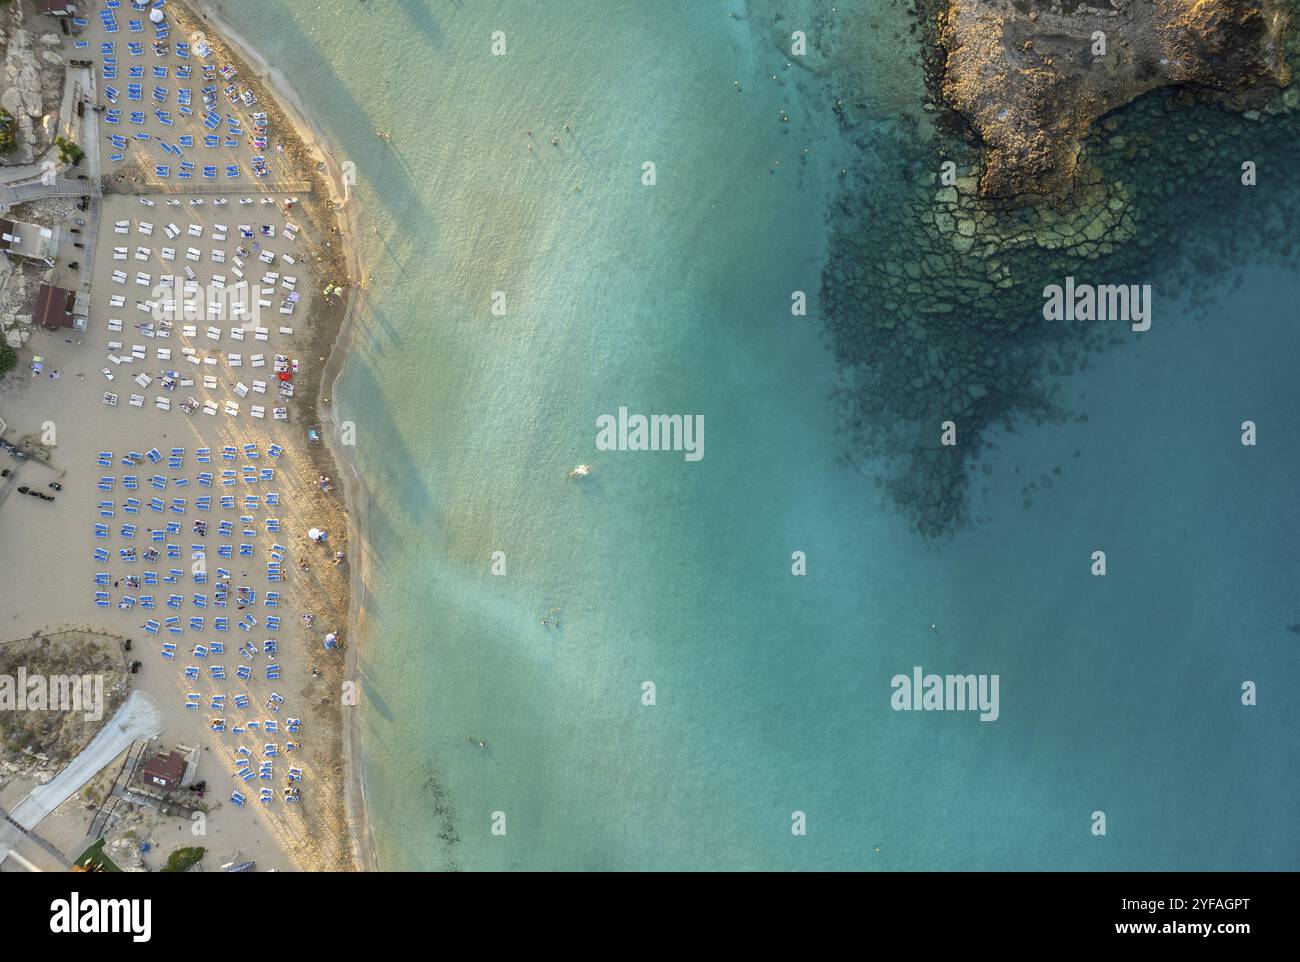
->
[[35, 283, 78, 330]]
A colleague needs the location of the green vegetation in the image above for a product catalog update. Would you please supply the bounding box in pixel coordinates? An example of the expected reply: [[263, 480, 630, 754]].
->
[[161, 845, 205, 872], [55, 136, 84, 166], [0, 343, 16, 379], [75, 838, 123, 873], [0, 107, 16, 156]]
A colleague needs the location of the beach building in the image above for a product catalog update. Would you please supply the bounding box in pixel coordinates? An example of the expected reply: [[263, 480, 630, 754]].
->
[[141, 750, 186, 792], [35, 282, 83, 332], [1, 217, 61, 267], [38, 0, 79, 17]]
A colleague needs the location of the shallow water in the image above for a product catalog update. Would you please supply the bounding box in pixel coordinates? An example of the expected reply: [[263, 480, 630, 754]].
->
[[217, 0, 1300, 870]]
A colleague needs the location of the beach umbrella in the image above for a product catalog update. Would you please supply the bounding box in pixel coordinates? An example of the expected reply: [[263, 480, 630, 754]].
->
[[308, 527, 322, 542], [323, 633, 338, 650], [149, 9, 165, 24]]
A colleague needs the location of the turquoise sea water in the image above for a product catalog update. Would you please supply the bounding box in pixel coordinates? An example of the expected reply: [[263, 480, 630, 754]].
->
[[218, 0, 1300, 870]]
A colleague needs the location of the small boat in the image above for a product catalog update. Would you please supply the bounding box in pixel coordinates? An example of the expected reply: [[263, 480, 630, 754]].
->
[[568, 464, 592, 480]]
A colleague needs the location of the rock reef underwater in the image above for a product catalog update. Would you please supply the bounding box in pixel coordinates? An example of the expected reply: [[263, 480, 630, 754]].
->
[[818, 0, 1299, 540]]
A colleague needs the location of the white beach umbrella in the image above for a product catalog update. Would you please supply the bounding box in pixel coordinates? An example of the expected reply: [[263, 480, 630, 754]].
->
[[149, 9, 165, 24], [307, 527, 322, 542]]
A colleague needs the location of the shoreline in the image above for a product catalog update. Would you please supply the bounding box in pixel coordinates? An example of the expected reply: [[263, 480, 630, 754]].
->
[[174, 0, 377, 872]]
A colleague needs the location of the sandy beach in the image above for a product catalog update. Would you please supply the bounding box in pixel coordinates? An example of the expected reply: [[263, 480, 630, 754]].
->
[[174, 0, 378, 871], [0, 0, 372, 872]]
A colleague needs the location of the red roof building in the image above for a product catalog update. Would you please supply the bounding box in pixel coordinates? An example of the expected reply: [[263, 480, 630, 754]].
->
[[141, 751, 186, 792]]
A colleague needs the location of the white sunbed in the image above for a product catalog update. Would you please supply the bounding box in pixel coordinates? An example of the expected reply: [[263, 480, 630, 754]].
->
[[135, 273, 152, 287], [139, 222, 154, 236], [164, 223, 180, 239], [228, 353, 243, 367], [206, 326, 221, 341], [188, 224, 203, 237], [114, 220, 130, 235], [224, 401, 240, 417], [134, 373, 152, 388], [157, 348, 172, 361], [110, 295, 126, 308], [234, 382, 249, 398], [155, 396, 171, 411], [250, 354, 265, 368], [103, 392, 118, 406], [112, 270, 127, 285], [278, 327, 293, 336], [203, 375, 218, 389], [252, 379, 267, 394], [231, 328, 245, 341], [273, 408, 288, 420], [107, 318, 124, 331], [135, 247, 151, 261], [162, 247, 176, 261], [250, 405, 265, 419], [187, 248, 201, 261], [129, 394, 145, 407], [113, 247, 128, 260]]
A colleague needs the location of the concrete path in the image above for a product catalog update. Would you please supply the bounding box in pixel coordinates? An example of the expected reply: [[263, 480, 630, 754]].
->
[[0, 689, 162, 865]]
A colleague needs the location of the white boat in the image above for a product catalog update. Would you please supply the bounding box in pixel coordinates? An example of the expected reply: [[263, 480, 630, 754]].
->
[[568, 464, 592, 480]]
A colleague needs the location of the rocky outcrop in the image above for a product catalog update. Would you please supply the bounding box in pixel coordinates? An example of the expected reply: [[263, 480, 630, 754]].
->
[[938, 0, 1293, 201]]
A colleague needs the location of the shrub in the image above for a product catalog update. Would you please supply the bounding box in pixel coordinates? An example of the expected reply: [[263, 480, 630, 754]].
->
[[55, 136, 85, 166], [161, 846, 205, 872], [0, 108, 16, 155]]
